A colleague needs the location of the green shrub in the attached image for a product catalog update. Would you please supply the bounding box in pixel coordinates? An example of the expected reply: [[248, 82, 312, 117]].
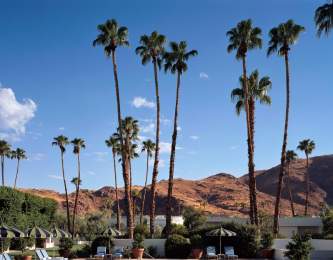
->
[[260, 232, 273, 249], [91, 236, 114, 254], [70, 244, 91, 258], [285, 234, 313, 260], [0, 238, 11, 253], [10, 237, 34, 251], [183, 207, 207, 232], [162, 224, 189, 238], [132, 233, 144, 249], [190, 234, 203, 249], [59, 237, 73, 251], [134, 224, 149, 237], [165, 234, 190, 258]]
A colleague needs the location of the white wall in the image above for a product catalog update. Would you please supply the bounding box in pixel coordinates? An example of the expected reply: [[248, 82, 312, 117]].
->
[[113, 239, 166, 257]]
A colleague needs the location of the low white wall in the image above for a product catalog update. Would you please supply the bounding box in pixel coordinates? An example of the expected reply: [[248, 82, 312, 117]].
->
[[113, 239, 166, 257], [273, 239, 333, 260]]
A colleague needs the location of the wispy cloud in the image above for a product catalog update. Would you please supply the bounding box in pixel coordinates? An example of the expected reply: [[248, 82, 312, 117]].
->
[[140, 122, 155, 135], [59, 127, 65, 131], [0, 86, 37, 141], [87, 170, 96, 176], [177, 126, 182, 132], [48, 174, 62, 180], [131, 97, 155, 108], [199, 72, 209, 80], [160, 142, 183, 154], [29, 153, 45, 161], [229, 145, 239, 150], [190, 135, 199, 140]]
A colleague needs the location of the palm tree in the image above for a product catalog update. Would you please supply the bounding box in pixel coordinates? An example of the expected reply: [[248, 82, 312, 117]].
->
[[164, 41, 198, 235], [11, 148, 27, 189], [267, 19, 305, 234], [140, 139, 155, 225], [71, 138, 85, 237], [106, 135, 121, 231], [315, 1, 333, 37], [297, 139, 316, 216], [131, 189, 141, 223], [227, 19, 262, 225], [285, 150, 298, 217], [135, 31, 166, 237], [52, 135, 71, 233], [0, 140, 11, 187], [93, 19, 134, 238], [70, 176, 82, 236], [231, 69, 272, 153]]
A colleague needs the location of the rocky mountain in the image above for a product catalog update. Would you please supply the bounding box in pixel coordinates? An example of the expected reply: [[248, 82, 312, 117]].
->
[[21, 154, 333, 217]]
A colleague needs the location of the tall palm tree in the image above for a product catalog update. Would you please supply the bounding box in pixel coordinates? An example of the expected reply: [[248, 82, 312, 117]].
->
[[71, 138, 85, 237], [93, 19, 134, 238], [106, 135, 121, 231], [297, 139, 316, 216], [164, 41, 198, 235], [285, 150, 298, 217], [0, 140, 11, 187], [135, 31, 166, 237], [315, 1, 333, 37], [70, 176, 82, 236], [267, 20, 305, 234], [52, 135, 71, 233], [11, 148, 27, 189], [227, 19, 262, 225], [140, 139, 155, 225], [231, 69, 272, 153]]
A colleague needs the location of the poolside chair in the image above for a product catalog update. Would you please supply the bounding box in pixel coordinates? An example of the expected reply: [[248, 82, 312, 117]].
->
[[36, 249, 46, 260], [223, 246, 238, 259], [206, 246, 220, 259], [0, 254, 3, 260], [95, 246, 107, 257], [112, 246, 124, 259], [2, 253, 11, 260], [41, 248, 68, 260]]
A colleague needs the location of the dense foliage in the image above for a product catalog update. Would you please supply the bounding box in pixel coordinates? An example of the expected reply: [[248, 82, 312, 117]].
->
[[0, 187, 57, 229], [183, 207, 207, 232], [165, 234, 191, 258], [91, 236, 114, 254], [260, 232, 273, 249], [190, 234, 203, 249], [162, 223, 189, 238], [285, 234, 313, 260]]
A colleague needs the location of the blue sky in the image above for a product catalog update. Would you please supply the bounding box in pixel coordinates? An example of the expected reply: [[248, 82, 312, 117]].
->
[[0, 0, 332, 192]]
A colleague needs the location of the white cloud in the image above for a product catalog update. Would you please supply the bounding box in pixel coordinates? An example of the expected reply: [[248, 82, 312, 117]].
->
[[93, 151, 108, 161], [149, 158, 166, 168], [190, 135, 199, 140], [177, 126, 182, 132], [48, 174, 62, 180], [131, 97, 155, 108], [29, 153, 45, 161], [59, 127, 65, 131], [87, 171, 96, 176], [0, 87, 37, 140], [199, 72, 209, 79], [159, 142, 183, 154], [141, 123, 155, 135], [229, 145, 239, 150]]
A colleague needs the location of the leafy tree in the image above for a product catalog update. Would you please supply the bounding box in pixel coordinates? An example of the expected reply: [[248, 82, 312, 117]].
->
[[52, 135, 71, 233], [71, 138, 85, 237], [10, 148, 27, 189], [105, 135, 121, 231], [163, 41, 198, 236], [227, 19, 262, 225], [285, 234, 313, 260], [297, 139, 316, 216], [93, 18, 133, 238], [0, 140, 11, 187], [183, 207, 206, 233], [267, 19, 305, 235], [315, 1, 333, 37], [140, 139, 155, 225], [136, 31, 166, 237], [285, 150, 298, 216]]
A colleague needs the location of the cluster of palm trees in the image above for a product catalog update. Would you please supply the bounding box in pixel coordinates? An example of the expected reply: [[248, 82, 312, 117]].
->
[[0, 139, 27, 188], [93, 19, 197, 238], [52, 135, 85, 237]]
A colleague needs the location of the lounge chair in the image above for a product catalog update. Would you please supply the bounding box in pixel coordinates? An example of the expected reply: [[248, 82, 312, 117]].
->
[[206, 246, 222, 259], [36, 248, 67, 260], [95, 246, 107, 257], [0, 254, 3, 260], [2, 253, 11, 260], [36, 249, 46, 260], [223, 246, 238, 259], [112, 246, 124, 259]]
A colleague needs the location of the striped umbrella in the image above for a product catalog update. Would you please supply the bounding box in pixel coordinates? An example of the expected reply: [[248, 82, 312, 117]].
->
[[102, 227, 121, 237], [206, 227, 237, 254], [26, 226, 53, 238], [0, 224, 25, 252], [50, 227, 70, 238]]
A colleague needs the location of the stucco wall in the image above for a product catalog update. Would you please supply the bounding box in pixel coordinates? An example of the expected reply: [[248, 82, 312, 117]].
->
[[113, 239, 166, 257]]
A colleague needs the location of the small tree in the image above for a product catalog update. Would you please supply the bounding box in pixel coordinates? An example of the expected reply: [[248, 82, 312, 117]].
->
[[285, 234, 313, 260], [183, 207, 206, 232]]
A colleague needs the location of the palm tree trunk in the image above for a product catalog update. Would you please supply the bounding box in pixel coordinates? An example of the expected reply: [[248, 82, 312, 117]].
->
[[129, 156, 134, 224], [13, 159, 20, 189], [111, 49, 133, 238], [61, 151, 71, 234], [273, 51, 290, 235], [285, 163, 295, 216], [72, 152, 81, 238], [166, 71, 181, 236], [1, 156, 4, 186], [304, 154, 310, 216], [242, 56, 257, 225], [113, 151, 121, 231], [140, 153, 150, 225], [150, 58, 161, 237]]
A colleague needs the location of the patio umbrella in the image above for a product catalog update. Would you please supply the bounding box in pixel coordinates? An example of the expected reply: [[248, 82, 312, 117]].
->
[[102, 227, 121, 237], [205, 227, 237, 254], [26, 226, 53, 238], [50, 227, 70, 238], [0, 224, 25, 252]]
